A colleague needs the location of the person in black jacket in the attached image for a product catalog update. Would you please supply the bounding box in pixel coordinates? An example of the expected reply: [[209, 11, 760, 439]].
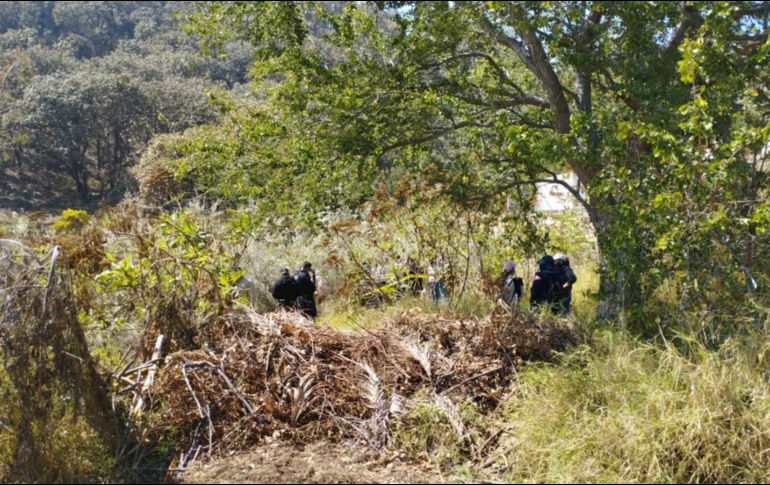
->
[[530, 255, 565, 314], [272, 268, 298, 309], [554, 253, 577, 314], [295, 261, 318, 319]]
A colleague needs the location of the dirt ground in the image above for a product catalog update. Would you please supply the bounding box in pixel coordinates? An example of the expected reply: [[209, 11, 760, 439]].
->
[[178, 441, 449, 484]]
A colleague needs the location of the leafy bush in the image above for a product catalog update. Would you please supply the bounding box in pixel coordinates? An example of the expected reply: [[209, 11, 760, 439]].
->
[[52, 208, 90, 232], [92, 207, 245, 356]]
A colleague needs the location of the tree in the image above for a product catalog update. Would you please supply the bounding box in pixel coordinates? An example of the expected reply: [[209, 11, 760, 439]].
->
[[8, 71, 155, 203], [186, 1, 770, 324], [0, 1, 246, 207]]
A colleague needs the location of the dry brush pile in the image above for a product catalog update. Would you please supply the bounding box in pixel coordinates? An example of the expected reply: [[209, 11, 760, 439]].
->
[[131, 304, 583, 468]]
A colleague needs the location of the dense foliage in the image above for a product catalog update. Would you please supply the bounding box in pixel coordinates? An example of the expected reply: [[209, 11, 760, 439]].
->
[[174, 1, 770, 330]]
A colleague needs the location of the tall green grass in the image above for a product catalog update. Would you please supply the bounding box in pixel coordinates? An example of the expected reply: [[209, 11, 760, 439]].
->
[[487, 328, 770, 483]]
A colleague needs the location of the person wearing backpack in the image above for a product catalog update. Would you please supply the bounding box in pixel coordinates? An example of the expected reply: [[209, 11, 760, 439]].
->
[[530, 255, 565, 314], [272, 267, 299, 309], [554, 253, 577, 314], [500, 261, 524, 306], [295, 261, 318, 319]]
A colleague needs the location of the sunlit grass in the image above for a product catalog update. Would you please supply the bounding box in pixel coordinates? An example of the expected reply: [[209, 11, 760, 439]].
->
[[318, 292, 494, 332], [474, 327, 770, 483]]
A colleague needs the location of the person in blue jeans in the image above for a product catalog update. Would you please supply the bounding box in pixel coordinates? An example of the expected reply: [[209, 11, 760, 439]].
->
[[428, 260, 448, 304], [432, 280, 447, 304]]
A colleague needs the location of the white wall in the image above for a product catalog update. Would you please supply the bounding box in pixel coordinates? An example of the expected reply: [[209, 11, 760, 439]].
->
[[534, 171, 588, 216]]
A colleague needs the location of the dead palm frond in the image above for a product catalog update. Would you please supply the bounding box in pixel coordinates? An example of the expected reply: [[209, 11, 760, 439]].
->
[[403, 340, 433, 381], [434, 393, 469, 441], [287, 373, 320, 426]]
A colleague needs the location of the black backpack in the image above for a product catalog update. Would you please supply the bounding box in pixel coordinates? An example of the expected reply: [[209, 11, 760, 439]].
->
[[540, 269, 563, 303]]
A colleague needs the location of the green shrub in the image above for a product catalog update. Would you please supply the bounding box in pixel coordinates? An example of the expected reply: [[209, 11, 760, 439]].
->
[[391, 396, 483, 471], [53, 209, 90, 232]]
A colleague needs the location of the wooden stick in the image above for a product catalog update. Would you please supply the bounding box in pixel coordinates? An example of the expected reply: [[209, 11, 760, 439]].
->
[[122, 358, 165, 376], [117, 355, 138, 381], [182, 364, 205, 418], [131, 335, 164, 416], [440, 366, 505, 395], [111, 346, 135, 378], [41, 245, 60, 315], [183, 359, 254, 414], [476, 428, 506, 460], [118, 383, 140, 394]]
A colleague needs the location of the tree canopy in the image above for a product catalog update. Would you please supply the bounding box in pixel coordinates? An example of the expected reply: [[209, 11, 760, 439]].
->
[[177, 1, 770, 325]]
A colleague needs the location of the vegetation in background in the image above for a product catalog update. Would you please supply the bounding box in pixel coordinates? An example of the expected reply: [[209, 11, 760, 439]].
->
[[183, 1, 770, 329], [0, 1, 253, 207]]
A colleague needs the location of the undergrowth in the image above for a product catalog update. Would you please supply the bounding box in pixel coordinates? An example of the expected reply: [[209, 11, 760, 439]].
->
[[399, 322, 770, 483], [4, 203, 770, 484]]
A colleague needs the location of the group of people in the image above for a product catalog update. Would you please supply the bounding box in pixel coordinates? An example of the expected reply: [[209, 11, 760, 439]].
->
[[271, 261, 319, 318], [500, 253, 577, 315], [270, 253, 577, 319]]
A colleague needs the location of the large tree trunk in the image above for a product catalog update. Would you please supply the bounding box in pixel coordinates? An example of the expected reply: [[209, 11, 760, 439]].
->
[[587, 201, 644, 324]]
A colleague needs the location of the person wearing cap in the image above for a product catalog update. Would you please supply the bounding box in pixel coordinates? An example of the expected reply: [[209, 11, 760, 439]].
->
[[530, 255, 565, 314], [554, 253, 577, 314], [500, 261, 524, 306], [295, 261, 318, 318], [272, 267, 299, 310]]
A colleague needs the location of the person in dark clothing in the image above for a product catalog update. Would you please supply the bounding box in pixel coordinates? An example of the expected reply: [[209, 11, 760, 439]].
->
[[554, 253, 577, 314], [295, 261, 318, 319], [272, 268, 298, 309], [530, 255, 565, 314]]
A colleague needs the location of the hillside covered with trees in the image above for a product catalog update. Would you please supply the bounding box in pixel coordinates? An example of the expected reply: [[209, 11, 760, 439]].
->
[[1, 2, 770, 484], [0, 1, 252, 208]]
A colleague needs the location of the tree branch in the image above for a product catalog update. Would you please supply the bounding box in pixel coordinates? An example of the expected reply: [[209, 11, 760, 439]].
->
[[598, 68, 642, 111], [420, 51, 528, 96], [537, 166, 591, 212], [376, 121, 490, 158], [469, 166, 592, 215], [730, 4, 770, 20], [478, 15, 538, 73], [661, 3, 704, 60], [450, 91, 549, 110]]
